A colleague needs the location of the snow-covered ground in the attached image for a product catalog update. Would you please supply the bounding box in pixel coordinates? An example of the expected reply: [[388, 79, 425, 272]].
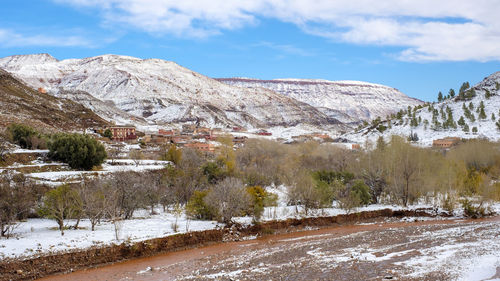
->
[[2, 182, 498, 261], [26, 159, 170, 183], [0, 209, 219, 260]]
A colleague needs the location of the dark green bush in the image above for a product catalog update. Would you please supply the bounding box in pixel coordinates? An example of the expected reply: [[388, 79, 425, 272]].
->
[[350, 180, 372, 206], [185, 190, 217, 220], [48, 133, 106, 170], [7, 123, 38, 149]]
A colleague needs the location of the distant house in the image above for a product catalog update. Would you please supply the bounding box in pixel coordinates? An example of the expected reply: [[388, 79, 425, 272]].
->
[[158, 129, 178, 136], [257, 130, 272, 136], [109, 126, 137, 141], [432, 137, 461, 148], [184, 142, 216, 153]]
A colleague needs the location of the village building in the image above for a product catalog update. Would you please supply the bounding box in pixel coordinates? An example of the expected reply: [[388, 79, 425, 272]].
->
[[432, 137, 461, 148], [109, 126, 137, 141], [184, 142, 216, 153]]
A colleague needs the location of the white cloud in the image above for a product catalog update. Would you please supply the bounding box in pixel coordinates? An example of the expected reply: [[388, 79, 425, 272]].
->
[[0, 29, 96, 48], [253, 41, 315, 57], [54, 0, 500, 61]]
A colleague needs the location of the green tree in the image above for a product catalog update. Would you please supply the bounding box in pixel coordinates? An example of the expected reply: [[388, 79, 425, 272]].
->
[[7, 124, 38, 149], [449, 88, 456, 98], [457, 116, 466, 127], [478, 101, 487, 120], [485, 89, 491, 99], [437, 91, 443, 102], [48, 133, 107, 170], [162, 144, 182, 165], [186, 190, 216, 220], [102, 129, 112, 139], [472, 126, 478, 134], [463, 123, 470, 133]]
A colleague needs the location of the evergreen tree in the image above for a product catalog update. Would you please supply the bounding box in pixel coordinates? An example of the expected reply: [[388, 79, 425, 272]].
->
[[449, 88, 455, 98], [459, 81, 470, 94], [463, 124, 470, 133], [485, 89, 491, 99], [457, 116, 466, 126], [492, 113, 496, 121], [469, 102, 474, 110], [496, 121, 500, 131], [472, 126, 478, 134], [478, 101, 487, 119], [438, 91, 443, 102]]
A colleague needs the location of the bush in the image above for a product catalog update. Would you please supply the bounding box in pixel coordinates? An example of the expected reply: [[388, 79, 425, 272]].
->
[[186, 190, 216, 220], [48, 133, 106, 170], [350, 180, 371, 206], [205, 177, 251, 224], [102, 129, 112, 139], [246, 186, 277, 221], [461, 199, 491, 218], [7, 124, 41, 149], [202, 162, 226, 184]]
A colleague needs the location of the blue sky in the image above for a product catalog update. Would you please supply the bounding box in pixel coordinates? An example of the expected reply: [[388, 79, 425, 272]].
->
[[1, 0, 500, 102]]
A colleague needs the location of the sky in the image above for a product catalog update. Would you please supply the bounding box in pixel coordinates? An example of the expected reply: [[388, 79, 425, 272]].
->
[[1, 1, 500, 102]]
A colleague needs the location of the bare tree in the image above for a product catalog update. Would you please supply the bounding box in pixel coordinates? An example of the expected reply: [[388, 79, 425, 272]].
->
[[107, 145, 123, 164], [40, 184, 82, 236], [0, 174, 40, 238], [205, 177, 251, 224], [0, 133, 10, 163], [129, 149, 143, 166], [79, 178, 113, 231]]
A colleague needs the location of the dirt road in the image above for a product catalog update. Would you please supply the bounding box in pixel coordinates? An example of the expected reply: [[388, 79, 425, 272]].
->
[[40, 216, 500, 281]]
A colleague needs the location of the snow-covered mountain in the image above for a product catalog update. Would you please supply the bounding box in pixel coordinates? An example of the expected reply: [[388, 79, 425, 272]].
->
[[0, 54, 339, 130], [343, 71, 500, 146], [216, 78, 423, 124]]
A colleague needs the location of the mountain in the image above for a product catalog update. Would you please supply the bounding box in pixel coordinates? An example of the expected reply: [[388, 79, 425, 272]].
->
[[216, 78, 423, 124], [0, 68, 108, 131], [0, 54, 340, 130], [343, 72, 500, 146]]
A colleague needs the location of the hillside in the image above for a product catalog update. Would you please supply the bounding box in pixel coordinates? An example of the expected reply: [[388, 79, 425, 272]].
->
[[343, 71, 500, 146], [0, 68, 108, 131], [0, 54, 340, 130], [216, 78, 423, 124]]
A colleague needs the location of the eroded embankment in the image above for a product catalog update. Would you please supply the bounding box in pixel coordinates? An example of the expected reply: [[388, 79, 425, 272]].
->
[[0, 208, 446, 281]]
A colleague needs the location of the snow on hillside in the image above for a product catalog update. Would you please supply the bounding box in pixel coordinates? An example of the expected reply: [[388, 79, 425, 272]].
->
[[343, 71, 500, 146], [0, 54, 337, 130], [216, 78, 423, 124]]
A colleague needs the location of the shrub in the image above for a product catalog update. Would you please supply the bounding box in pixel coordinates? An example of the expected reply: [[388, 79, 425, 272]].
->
[[246, 186, 278, 221], [205, 177, 251, 224], [186, 190, 216, 220], [350, 180, 371, 206], [7, 124, 39, 149], [48, 133, 106, 170], [461, 199, 491, 218], [202, 162, 226, 184], [102, 129, 112, 139]]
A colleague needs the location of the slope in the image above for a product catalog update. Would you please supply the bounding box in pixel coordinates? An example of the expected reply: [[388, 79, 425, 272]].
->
[[0, 67, 108, 131], [216, 78, 423, 124], [343, 71, 500, 146]]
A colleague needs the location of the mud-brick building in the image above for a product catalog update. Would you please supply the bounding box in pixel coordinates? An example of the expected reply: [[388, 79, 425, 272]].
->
[[184, 142, 216, 153], [109, 126, 137, 141], [432, 137, 461, 148]]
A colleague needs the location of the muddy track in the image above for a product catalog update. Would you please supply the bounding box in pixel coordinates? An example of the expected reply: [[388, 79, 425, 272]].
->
[[0, 208, 448, 281]]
